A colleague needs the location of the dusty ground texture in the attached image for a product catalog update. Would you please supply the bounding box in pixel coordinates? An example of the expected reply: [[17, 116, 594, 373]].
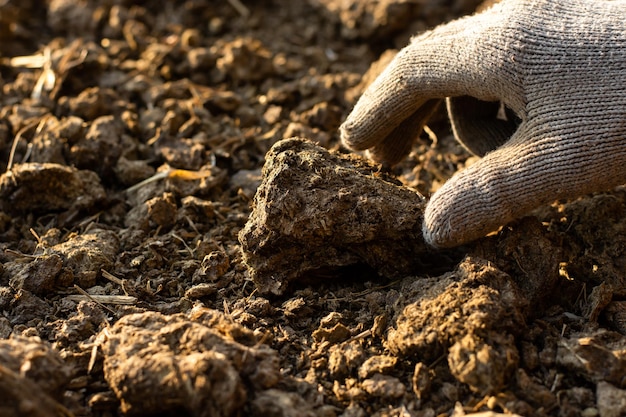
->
[[1, 1, 626, 416]]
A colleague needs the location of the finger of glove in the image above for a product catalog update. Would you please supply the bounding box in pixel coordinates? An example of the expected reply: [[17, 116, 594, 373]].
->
[[446, 96, 520, 157], [423, 124, 626, 248], [340, 5, 521, 154], [366, 99, 441, 166]]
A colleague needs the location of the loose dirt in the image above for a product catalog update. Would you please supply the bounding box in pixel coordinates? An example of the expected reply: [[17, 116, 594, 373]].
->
[[1, 1, 626, 416]]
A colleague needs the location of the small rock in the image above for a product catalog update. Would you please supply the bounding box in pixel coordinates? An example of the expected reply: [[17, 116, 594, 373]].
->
[[328, 341, 366, 379], [320, 312, 343, 328], [312, 323, 351, 344], [412, 362, 434, 400], [596, 381, 626, 417], [8, 254, 62, 295], [448, 332, 519, 395], [282, 297, 311, 319], [192, 250, 230, 283], [48, 228, 120, 288], [185, 283, 217, 299], [358, 355, 397, 379], [146, 192, 178, 228], [361, 374, 406, 399]]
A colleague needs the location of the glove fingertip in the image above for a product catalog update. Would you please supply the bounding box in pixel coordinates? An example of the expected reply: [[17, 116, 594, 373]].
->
[[422, 203, 451, 249], [338, 121, 354, 148], [340, 119, 370, 151], [422, 180, 481, 249]]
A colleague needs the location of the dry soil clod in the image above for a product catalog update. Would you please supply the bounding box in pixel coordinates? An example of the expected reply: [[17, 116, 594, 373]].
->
[[0, 162, 105, 215], [0, 336, 72, 417], [100, 308, 281, 417], [387, 257, 527, 395], [239, 137, 440, 295]]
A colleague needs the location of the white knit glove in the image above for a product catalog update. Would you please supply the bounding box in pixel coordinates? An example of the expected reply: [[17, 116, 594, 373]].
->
[[340, 0, 626, 248]]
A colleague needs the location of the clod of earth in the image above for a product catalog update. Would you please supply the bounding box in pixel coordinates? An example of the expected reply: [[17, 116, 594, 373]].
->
[[239, 137, 452, 295], [0, 162, 105, 215], [0, 336, 72, 417], [388, 257, 526, 395], [4, 228, 120, 292], [100, 308, 280, 417]]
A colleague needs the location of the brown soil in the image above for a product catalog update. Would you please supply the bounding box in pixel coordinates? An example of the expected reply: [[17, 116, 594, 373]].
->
[[1, 1, 626, 416]]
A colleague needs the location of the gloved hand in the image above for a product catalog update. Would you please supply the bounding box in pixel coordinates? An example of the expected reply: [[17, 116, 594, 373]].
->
[[340, 0, 626, 248]]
